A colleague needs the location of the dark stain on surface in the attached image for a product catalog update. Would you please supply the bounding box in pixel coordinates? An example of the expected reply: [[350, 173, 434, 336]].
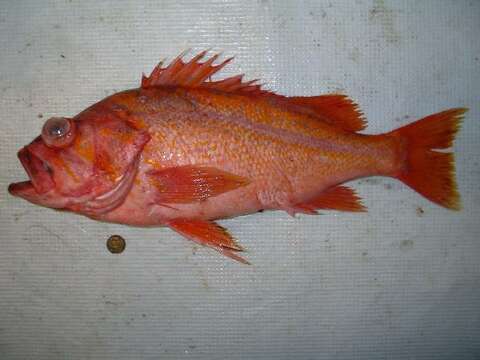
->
[[416, 207, 424, 217], [369, 0, 401, 44], [104, 300, 121, 306], [358, 178, 382, 186], [13, 210, 30, 222], [399, 239, 414, 251], [395, 115, 410, 123]]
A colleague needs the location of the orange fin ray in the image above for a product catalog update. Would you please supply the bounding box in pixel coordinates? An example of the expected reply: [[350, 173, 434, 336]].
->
[[141, 50, 268, 95], [286, 95, 367, 132], [294, 185, 366, 214], [168, 219, 250, 264], [390, 108, 466, 210], [148, 165, 250, 204]]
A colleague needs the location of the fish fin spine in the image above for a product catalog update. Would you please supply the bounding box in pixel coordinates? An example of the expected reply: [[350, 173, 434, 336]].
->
[[389, 108, 467, 210], [142, 50, 269, 95]]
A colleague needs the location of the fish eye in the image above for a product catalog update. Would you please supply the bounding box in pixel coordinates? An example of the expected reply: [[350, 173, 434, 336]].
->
[[41, 117, 76, 148]]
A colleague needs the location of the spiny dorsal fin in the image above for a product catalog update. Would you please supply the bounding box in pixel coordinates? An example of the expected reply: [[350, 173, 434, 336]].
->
[[286, 95, 367, 132], [141, 50, 269, 96]]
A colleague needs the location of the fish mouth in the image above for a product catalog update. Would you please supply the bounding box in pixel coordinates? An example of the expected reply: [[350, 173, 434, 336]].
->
[[8, 147, 55, 197]]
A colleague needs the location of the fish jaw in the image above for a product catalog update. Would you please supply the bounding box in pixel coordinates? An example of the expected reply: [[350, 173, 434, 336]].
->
[[7, 180, 65, 208], [8, 180, 37, 200], [8, 148, 70, 208]]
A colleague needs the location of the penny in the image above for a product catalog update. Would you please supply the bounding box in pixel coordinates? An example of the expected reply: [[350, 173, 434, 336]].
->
[[107, 235, 126, 254]]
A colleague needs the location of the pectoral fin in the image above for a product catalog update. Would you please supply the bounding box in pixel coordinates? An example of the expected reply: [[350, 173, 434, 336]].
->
[[148, 165, 250, 204], [168, 219, 250, 264]]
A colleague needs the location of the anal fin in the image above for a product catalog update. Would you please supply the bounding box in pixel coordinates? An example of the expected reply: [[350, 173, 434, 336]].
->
[[295, 185, 366, 213], [168, 219, 250, 264]]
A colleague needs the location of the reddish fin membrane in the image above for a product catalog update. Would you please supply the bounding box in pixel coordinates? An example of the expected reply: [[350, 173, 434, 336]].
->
[[168, 219, 250, 264], [142, 50, 367, 133], [141, 50, 268, 96], [286, 95, 366, 132], [148, 165, 250, 204], [390, 108, 466, 210], [294, 185, 366, 214]]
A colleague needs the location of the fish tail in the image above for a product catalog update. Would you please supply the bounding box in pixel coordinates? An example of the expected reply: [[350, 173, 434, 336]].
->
[[389, 108, 467, 210]]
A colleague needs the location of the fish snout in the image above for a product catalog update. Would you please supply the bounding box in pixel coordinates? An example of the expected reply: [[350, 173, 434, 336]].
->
[[16, 146, 55, 194]]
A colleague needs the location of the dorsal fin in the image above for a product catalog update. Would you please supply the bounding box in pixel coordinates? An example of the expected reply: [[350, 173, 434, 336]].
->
[[142, 50, 366, 131], [141, 50, 269, 95], [286, 95, 367, 132]]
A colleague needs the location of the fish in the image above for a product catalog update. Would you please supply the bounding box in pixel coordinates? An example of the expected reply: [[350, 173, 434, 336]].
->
[[8, 50, 467, 264]]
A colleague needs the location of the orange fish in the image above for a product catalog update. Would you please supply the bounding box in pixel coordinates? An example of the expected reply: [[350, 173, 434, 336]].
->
[[9, 50, 466, 264]]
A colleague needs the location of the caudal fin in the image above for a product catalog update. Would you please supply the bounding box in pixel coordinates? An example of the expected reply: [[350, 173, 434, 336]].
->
[[390, 108, 467, 210]]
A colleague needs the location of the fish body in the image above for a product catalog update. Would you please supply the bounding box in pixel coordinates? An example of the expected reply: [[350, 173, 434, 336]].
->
[[89, 86, 399, 225], [9, 51, 466, 263]]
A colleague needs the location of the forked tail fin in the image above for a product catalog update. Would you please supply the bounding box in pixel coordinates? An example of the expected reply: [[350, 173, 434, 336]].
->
[[389, 108, 467, 210]]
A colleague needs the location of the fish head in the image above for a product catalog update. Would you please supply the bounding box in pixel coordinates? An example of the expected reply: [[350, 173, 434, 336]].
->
[[9, 110, 150, 215]]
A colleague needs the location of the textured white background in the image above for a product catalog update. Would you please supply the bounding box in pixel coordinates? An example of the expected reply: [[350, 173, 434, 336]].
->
[[1, 1, 479, 359]]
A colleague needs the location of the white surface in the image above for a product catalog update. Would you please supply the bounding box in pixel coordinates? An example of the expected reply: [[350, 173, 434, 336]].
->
[[1, 1, 479, 359]]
